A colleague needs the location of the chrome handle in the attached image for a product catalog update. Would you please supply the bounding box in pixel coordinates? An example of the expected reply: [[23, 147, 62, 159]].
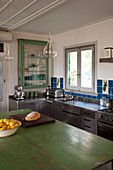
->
[[46, 100, 53, 103], [97, 122, 113, 129]]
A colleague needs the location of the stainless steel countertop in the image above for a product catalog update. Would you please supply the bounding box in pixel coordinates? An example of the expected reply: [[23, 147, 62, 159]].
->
[[9, 95, 107, 111]]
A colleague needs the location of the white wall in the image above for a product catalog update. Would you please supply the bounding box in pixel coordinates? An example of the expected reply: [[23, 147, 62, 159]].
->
[[53, 18, 113, 88], [8, 31, 50, 95], [6, 18, 113, 96]]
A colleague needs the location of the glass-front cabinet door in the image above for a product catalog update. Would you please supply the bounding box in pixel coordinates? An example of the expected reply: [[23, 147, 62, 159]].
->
[[18, 39, 49, 89]]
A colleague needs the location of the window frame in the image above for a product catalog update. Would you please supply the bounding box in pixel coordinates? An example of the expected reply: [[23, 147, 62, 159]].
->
[[65, 44, 95, 93]]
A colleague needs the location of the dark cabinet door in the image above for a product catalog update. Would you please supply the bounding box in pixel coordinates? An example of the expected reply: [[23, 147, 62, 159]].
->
[[36, 100, 45, 112], [62, 110, 81, 128], [53, 102, 63, 120], [18, 102, 36, 110], [62, 105, 81, 128], [54, 102, 81, 128], [68, 114, 81, 128], [36, 100, 53, 117], [9, 99, 18, 111], [97, 122, 113, 141], [45, 100, 53, 118], [38, 100, 46, 115]]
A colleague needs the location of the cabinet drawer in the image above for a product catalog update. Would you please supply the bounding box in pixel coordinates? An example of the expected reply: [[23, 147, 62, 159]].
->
[[68, 114, 81, 128], [81, 109, 95, 118], [62, 110, 81, 128], [81, 116, 95, 126], [82, 124, 95, 134], [62, 105, 80, 115]]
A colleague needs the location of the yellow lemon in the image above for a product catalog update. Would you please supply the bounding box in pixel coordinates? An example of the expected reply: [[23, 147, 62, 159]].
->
[[3, 118, 8, 123], [6, 120, 10, 126], [10, 119, 15, 123], [14, 123, 19, 128], [8, 126, 11, 129], [7, 126, 10, 130], [9, 122, 14, 126], [2, 125, 7, 130], [0, 119, 3, 123], [10, 125, 14, 129], [0, 122, 3, 128], [0, 127, 4, 130]]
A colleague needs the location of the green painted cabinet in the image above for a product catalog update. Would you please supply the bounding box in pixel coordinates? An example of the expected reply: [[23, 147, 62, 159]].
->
[[18, 39, 49, 89]]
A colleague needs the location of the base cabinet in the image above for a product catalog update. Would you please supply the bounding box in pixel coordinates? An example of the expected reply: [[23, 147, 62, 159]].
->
[[53, 102, 63, 121], [9, 99, 18, 111], [18, 102, 36, 110], [9, 99, 36, 111], [45, 100, 53, 118], [53, 102, 81, 128], [9, 98, 96, 135], [81, 109, 96, 134], [62, 104, 81, 128], [35, 100, 46, 114], [36, 100, 53, 118]]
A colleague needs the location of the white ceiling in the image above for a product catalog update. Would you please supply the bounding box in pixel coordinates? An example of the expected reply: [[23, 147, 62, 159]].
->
[[0, 0, 113, 35]]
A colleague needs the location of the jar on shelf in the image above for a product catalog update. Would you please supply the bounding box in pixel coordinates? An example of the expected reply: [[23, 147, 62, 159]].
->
[[104, 47, 113, 58]]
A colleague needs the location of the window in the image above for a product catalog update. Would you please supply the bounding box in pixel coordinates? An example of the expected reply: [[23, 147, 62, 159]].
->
[[65, 44, 95, 93]]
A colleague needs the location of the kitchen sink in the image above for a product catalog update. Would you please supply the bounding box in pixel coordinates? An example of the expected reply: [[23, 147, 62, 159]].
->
[[63, 99, 101, 111]]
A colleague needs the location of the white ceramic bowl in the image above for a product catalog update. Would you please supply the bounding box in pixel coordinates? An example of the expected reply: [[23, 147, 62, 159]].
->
[[0, 120, 21, 137]]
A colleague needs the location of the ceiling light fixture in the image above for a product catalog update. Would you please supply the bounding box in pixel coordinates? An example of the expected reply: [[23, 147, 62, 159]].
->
[[4, 43, 14, 62], [43, 32, 57, 58]]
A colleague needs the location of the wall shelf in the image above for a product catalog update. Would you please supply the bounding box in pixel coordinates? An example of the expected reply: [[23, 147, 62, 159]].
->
[[18, 39, 49, 89], [99, 58, 113, 63]]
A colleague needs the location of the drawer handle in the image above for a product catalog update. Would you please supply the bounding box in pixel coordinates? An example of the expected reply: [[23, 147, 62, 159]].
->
[[84, 125, 91, 128], [62, 110, 79, 116], [84, 118, 91, 122]]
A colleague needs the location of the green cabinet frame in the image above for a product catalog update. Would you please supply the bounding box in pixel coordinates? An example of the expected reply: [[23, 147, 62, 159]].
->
[[18, 39, 49, 89]]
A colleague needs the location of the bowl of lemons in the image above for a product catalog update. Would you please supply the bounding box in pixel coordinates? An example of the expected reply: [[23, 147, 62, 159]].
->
[[0, 118, 21, 137]]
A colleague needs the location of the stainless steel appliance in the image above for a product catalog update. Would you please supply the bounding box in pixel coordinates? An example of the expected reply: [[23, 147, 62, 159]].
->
[[49, 89, 64, 98], [14, 86, 25, 100], [97, 108, 113, 141], [46, 86, 50, 97], [100, 97, 109, 107]]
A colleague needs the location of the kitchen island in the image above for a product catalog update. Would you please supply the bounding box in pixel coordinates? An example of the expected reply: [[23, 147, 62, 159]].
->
[[0, 109, 113, 170]]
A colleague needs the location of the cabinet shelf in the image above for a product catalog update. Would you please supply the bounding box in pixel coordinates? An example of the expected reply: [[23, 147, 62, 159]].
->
[[99, 58, 113, 63], [25, 79, 46, 81], [25, 70, 46, 73], [25, 56, 45, 59]]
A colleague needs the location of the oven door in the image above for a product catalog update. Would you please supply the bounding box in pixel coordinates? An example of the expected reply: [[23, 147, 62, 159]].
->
[[97, 122, 113, 141]]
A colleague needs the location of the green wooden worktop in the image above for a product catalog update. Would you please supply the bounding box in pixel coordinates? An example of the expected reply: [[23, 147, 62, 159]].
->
[[0, 109, 113, 170]]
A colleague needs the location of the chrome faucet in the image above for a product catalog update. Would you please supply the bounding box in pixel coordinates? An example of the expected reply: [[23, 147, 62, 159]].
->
[[70, 90, 74, 100]]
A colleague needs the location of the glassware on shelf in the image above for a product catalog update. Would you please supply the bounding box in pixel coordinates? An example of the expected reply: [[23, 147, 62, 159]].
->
[[38, 50, 41, 57], [24, 49, 29, 53], [24, 49, 29, 58], [21, 41, 48, 88]]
